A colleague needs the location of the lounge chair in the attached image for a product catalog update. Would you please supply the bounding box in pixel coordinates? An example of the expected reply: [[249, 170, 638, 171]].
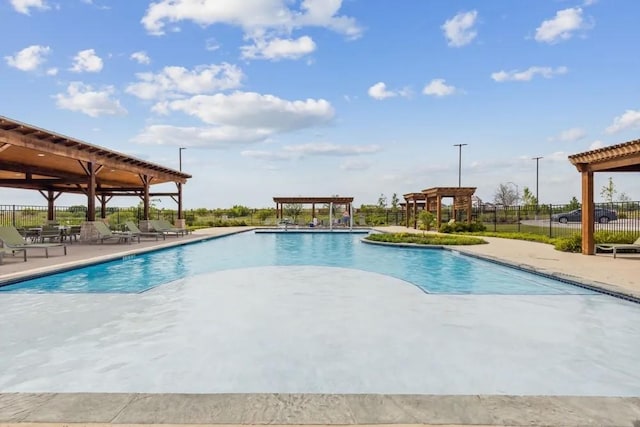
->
[[125, 221, 165, 241], [92, 222, 139, 244], [596, 237, 640, 259], [0, 247, 27, 264], [150, 220, 188, 237], [0, 226, 67, 258]]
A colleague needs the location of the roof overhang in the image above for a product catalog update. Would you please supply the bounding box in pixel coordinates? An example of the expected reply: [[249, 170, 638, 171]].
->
[[569, 139, 640, 173], [273, 196, 354, 204], [0, 115, 191, 195]]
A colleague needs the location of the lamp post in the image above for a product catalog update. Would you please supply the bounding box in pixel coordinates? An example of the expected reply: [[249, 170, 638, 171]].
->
[[453, 143, 468, 187], [532, 156, 543, 220], [506, 181, 519, 206], [179, 147, 187, 171]]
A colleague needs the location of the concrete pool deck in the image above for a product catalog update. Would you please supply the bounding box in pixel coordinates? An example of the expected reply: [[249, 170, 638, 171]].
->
[[1, 226, 639, 426]]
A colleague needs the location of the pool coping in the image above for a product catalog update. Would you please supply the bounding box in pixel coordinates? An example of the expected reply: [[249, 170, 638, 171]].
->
[[0, 393, 639, 426], [361, 238, 640, 304]]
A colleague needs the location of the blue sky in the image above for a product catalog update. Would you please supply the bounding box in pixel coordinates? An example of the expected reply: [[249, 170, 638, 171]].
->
[[1, 0, 639, 209]]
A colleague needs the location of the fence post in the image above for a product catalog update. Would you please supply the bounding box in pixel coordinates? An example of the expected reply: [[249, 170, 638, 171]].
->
[[549, 204, 552, 238], [493, 207, 497, 232], [12, 205, 16, 227], [517, 205, 520, 232]]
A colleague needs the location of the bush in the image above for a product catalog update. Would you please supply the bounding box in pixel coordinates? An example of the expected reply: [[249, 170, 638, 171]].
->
[[554, 234, 582, 252], [439, 222, 486, 233], [365, 232, 487, 246]]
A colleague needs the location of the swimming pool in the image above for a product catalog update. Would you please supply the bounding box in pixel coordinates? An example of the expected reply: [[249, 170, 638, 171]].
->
[[2, 231, 640, 395], [1, 232, 597, 295]]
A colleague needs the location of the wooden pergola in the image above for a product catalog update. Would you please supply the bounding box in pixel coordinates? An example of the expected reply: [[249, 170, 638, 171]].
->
[[423, 187, 476, 226], [0, 115, 191, 222], [403, 192, 426, 228], [273, 196, 354, 219], [568, 138, 640, 255]]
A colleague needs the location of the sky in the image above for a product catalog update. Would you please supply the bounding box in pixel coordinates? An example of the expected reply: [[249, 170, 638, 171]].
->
[[1, 0, 639, 209]]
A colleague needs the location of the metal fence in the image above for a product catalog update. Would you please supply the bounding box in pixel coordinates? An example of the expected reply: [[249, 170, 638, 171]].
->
[[1, 202, 638, 237]]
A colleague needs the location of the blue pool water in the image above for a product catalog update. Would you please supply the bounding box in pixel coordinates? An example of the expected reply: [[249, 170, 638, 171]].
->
[[1, 232, 596, 295]]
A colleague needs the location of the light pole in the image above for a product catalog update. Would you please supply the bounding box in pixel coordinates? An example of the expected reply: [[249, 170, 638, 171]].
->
[[453, 143, 468, 187], [179, 147, 187, 171], [532, 157, 543, 205], [506, 181, 519, 206]]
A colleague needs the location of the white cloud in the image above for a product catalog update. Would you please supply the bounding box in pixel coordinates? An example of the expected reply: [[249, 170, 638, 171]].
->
[[136, 91, 334, 147], [241, 35, 316, 60], [54, 82, 127, 117], [605, 110, 640, 134], [160, 91, 334, 129], [133, 125, 268, 147], [367, 82, 411, 100], [535, 7, 589, 44], [550, 127, 586, 142], [588, 140, 604, 150], [283, 142, 381, 156], [10, 0, 48, 14], [130, 51, 151, 64], [491, 66, 568, 82], [141, 0, 362, 39], [46, 67, 58, 76], [126, 63, 244, 100], [205, 38, 221, 51], [5, 45, 50, 71], [442, 10, 478, 47], [70, 49, 103, 73], [422, 79, 457, 97]]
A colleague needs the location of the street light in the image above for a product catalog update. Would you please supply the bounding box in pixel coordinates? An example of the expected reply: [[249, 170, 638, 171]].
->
[[179, 147, 187, 171], [453, 143, 468, 187], [506, 181, 519, 206], [532, 157, 543, 205]]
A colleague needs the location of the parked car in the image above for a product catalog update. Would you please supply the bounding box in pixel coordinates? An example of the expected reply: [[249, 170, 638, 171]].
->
[[551, 208, 618, 224]]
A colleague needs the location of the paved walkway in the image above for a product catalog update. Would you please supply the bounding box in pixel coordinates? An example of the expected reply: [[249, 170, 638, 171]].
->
[[1, 226, 639, 426]]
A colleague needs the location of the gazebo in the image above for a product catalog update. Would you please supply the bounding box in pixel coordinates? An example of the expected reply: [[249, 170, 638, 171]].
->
[[568, 138, 640, 255], [0, 115, 190, 225], [423, 187, 476, 226], [273, 196, 354, 221], [403, 192, 426, 228]]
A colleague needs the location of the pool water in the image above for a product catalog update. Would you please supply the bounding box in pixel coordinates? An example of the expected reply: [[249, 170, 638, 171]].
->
[[1, 232, 597, 295]]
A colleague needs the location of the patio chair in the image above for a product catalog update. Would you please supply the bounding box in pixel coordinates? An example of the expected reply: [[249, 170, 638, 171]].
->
[[149, 220, 187, 237], [596, 237, 640, 259], [40, 225, 62, 243], [92, 222, 139, 244], [0, 226, 67, 258], [125, 221, 165, 241], [0, 247, 27, 264]]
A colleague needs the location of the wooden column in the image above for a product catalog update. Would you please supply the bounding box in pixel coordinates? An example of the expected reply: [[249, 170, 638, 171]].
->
[[311, 203, 315, 218], [142, 175, 150, 220], [87, 162, 96, 221], [436, 195, 442, 226], [581, 169, 595, 255], [177, 183, 183, 219], [467, 195, 472, 222], [413, 199, 418, 229], [405, 200, 409, 227], [100, 195, 107, 219]]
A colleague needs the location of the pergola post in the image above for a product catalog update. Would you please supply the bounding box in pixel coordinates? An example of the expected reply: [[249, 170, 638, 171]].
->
[[311, 203, 315, 218], [580, 169, 595, 255], [87, 162, 96, 221], [467, 195, 473, 222], [413, 199, 418, 229], [405, 200, 409, 227], [143, 175, 150, 220], [177, 182, 183, 220], [100, 195, 107, 219], [436, 195, 442, 226]]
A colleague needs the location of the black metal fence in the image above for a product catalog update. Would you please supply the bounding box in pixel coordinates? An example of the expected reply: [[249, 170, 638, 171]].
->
[[1, 202, 638, 237]]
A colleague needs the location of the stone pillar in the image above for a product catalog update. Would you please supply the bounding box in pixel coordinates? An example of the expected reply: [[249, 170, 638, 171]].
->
[[174, 218, 186, 229]]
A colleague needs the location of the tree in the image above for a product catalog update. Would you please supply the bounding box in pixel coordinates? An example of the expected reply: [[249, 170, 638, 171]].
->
[[391, 193, 399, 211], [600, 177, 617, 203], [284, 203, 302, 223], [377, 193, 387, 210], [521, 187, 538, 207], [618, 192, 631, 202], [493, 183, 518, 206], [567, 196, 580, 210]]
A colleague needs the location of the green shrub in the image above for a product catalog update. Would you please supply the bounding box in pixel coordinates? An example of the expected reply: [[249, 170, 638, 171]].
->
[[439, 222, 486, 233], [554, 234, 582, 252], [365, 232, 487, 246]]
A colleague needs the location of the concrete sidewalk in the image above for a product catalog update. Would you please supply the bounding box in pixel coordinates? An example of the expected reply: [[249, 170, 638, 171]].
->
[[377, 226, 640, 299]]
